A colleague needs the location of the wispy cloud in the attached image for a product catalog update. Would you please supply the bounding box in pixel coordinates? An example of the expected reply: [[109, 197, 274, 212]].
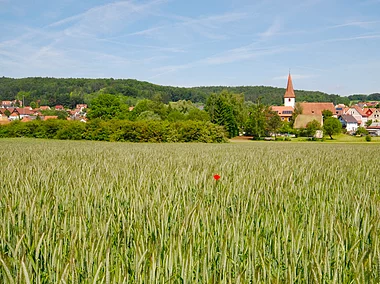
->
[[259, 18, 283, 39], [151, 44, 294, 79], [123, 11, 247, 41], [330, 20, 380, 29]]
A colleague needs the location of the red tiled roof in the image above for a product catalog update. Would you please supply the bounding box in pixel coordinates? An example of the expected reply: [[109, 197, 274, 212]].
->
[[271, 106, 294, 117], [21, 117, 32, 122], [353, 105, 367, 117], [284, 74, 296, 98], [44, 116, 58, 120], [299, 102, 335, 116], [15, 108, 34, 115]]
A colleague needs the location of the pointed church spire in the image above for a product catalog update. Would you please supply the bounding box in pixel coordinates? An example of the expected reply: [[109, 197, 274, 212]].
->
[[284, 73, 296, 98]]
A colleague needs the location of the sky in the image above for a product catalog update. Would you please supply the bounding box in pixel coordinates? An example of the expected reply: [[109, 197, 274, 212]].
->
[[0, 0, 380, 96]]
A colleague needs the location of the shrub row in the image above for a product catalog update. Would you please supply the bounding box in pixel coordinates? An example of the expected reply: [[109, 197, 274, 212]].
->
[[0, 119, 228, 143]]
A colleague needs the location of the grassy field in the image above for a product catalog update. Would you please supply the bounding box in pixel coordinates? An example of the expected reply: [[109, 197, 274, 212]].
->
[[0, 139, 380, 283]]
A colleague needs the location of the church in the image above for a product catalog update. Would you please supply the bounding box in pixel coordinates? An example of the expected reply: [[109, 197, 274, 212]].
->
[[272, 73, 336, 128]]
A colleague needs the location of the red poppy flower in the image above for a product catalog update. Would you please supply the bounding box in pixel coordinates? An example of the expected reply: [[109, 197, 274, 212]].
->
[[213, 174, 221, 181]]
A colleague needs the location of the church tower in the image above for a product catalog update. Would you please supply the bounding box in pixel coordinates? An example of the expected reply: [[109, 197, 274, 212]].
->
[[284, 73, 296, 108]]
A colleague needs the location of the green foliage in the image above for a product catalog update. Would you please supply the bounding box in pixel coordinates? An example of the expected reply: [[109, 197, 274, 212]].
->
[[186, 108, 209, 122], [166, 110, 186, 122], [348, 93, 380, 101], [305, 120, 322, 137], [0, 77, 352, 107], [322, 109, 333, 120], [41, 109, 69, 120], [87, 94, 129, 120], [366, 135, 372, 142], [266, 110, 282, 136], [206, 91, 241, 138], [356, 126, 369, 136], [4, 109, 11, 117], [169, 100, 196, 113], [245, 103, 267, 138], [131, 99, 168, 120], [279, 121, 295, 134], [0, 120, 228, 143], [323, 117, 342, 139], [365, 120, 373, 127], [136, 111, 162, 121], [246, 104, 282, 138]]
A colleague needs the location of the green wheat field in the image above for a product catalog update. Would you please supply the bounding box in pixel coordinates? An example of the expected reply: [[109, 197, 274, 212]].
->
[[0, 139, 379, 283]]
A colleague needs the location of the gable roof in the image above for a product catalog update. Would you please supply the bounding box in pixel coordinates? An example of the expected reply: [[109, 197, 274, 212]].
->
[[299, 102, 335, 116], [284, 74, 296, 98], [294, 114, 323, 129], [353, 105, 367, 117], [340, 114, 358, 123]]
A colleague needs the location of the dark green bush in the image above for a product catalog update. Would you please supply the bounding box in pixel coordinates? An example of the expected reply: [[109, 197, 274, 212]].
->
[[0, 120, 228, 143]]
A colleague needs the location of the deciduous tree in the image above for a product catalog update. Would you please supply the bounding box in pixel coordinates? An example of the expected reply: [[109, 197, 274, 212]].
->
[[323, 117, 341, 139]]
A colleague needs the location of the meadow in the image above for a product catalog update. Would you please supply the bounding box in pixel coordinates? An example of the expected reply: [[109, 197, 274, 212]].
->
[[0, 139, 379, 283]]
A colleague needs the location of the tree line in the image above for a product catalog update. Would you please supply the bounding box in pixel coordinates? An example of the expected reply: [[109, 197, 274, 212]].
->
[[0, 77, 353, 107], [0, 120, 228, 143], [0, 89, 346, 141]]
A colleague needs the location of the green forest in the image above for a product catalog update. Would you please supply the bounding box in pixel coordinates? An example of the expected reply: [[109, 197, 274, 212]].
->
[[0, 77, 356, 107]]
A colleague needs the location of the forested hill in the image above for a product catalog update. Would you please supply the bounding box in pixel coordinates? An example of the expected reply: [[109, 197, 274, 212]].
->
[[0, 77, 351, 107]]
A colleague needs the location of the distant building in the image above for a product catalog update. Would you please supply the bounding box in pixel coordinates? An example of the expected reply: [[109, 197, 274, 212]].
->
[[271, 74, 295, 121], [284, 73, 296, 108], [294, 114, 323, 129], [339, 114, 358, 133], [271, 106, 293, 122]]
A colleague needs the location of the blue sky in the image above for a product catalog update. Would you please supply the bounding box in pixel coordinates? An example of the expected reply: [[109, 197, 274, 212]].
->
[[0, 0, 379, 96]]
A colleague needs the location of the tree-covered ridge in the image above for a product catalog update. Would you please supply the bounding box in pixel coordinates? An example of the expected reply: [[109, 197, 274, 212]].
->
[[0, 77, 351, 107]]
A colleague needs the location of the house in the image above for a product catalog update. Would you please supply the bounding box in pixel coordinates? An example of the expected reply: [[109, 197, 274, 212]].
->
[[1, 100, 22, 107], [368, 108, 380, 122], [345, 106, 367, 126], [39, 106, 51, 111], [1, 101, 13, 108], [366, 102, 378, 107], [9, 112, 19, 121], [76, 104, 87, 110], [364, 108, 374, 117], [367, 126, 380, 136], [55, 105, 64, 110], [271, 106, 293, 122], [339, 114, 358, 133], [294, 114, 323, 129]]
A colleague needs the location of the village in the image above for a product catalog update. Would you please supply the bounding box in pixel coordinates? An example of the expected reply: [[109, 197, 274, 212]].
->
[[0, 74, 379, 137], [271, 74, 380, 137], [0, 102, 88, 123]]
